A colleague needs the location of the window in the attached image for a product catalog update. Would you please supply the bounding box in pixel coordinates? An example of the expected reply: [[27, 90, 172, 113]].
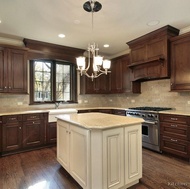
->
[[30, 59, 77, 104]]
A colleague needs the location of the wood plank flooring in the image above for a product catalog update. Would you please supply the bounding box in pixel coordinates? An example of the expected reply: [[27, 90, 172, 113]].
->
[[0, 147, 190, 189]]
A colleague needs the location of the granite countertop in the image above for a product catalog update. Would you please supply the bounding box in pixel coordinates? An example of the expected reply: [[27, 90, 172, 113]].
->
[[0, 107, 126, 116], [56, 112, 144, 130], [159, 110, 190, 116]]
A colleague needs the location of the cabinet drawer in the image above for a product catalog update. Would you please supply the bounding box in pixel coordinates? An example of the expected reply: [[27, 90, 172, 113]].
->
[[23, 113, 44, 121], [2, 115, 22, 123], [161, 135, 190, 158], [160, 114, 190, 124], [24, 120, 42, 125], [160, 122, 190, 140], [113, 109, 126, 116]]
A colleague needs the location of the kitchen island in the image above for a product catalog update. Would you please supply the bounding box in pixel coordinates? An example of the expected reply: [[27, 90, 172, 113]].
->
[[56, 113, 144, 189]]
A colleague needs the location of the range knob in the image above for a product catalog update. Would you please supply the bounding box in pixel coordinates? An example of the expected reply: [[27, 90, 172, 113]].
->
[[148, 114, 153, 117]]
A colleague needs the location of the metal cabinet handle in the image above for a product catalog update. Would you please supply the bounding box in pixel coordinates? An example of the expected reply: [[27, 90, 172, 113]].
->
[[19, 127, 21, 129], [9, 86, 11, 89], [31, 116, 37, 119], [4, 86, 7, 89], [171, 118, 178, 121], [171, 138, 178, 142], [171, 124, 178, 127], [9, 117, 17, 120]]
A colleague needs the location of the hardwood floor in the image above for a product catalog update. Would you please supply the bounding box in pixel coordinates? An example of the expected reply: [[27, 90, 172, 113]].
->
[[1, 147, 190, 189]]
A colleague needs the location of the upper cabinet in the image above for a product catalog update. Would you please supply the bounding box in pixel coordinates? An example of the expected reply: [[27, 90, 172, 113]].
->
[[110, 54, 140, 93], [127, 25, 179, 81], [0, 45, 28, 94], [79, 54, 141, 94], [170, 32, 190, 91]]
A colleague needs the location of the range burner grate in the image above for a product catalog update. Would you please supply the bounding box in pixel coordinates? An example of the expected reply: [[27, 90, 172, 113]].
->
[[128, 107, 172, 111]]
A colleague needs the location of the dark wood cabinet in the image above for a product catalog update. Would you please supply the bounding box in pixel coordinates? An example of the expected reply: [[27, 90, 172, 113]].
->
[[0, 117, 2, 155], [79, 54, 141, 94], [160, 114, 190, 159], [2, 113, 48, 155], [0, 46, 28, 94], [80, 63, 110, 94], [112, 109, 126, 116], [127, 25, 179, 81], [170, 32, 190, 91], [110, 54, 141, 93], [47, 122, 57, 144], [22, 113, 47, 148], [2, 115, 23, 152]]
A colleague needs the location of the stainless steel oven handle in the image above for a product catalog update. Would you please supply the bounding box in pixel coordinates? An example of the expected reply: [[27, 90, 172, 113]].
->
[[143, 121, 157, 125]]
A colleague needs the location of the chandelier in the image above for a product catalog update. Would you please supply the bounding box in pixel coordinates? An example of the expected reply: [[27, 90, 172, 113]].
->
[[76, 0, 111, 81]]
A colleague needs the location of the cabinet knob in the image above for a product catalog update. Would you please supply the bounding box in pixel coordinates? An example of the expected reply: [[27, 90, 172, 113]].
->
[[4, 86, 7, 89], [9, 86, 11, 89], [19, 127, 21, 129]]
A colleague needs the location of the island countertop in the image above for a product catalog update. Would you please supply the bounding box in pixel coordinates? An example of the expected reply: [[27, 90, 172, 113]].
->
[[56, 112, 144, 129]]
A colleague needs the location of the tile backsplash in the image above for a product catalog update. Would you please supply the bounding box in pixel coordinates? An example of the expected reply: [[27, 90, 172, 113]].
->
[[0, 79, 190, 112]]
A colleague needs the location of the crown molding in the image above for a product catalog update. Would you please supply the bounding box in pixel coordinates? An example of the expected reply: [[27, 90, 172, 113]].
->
[[179, 25, 190, 35]]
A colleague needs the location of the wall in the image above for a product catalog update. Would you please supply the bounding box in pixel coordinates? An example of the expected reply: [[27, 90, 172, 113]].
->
[[1, 79, 190, 113]]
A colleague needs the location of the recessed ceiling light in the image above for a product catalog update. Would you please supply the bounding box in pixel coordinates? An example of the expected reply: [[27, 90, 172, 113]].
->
[[147, 20, 160, 26], [104, 44, 109, 48], [58, 34, 65, 38]]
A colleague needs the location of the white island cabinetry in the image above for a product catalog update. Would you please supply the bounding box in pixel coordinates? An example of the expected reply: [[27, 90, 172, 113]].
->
[[57, 113, 143, 189]]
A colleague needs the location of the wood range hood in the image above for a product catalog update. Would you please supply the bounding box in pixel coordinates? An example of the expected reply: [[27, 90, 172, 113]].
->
[[127, 25, 180, 82]]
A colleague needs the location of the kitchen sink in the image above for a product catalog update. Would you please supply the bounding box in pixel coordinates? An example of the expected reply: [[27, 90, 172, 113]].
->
[[48, 108, 78, 122]]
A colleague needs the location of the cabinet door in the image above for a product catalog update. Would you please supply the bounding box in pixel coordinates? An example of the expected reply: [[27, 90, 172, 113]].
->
[[47, 122, 57, 144], [57, 120, 70, 172], [171, 34, 190, 91], [8, 49, 27, 93], [0, 117, 2, 155], [0, 47, 6, 92], [2, 115, 22, 152], [103, 128, 124, 189], [22, 120, 44, 148], [70, 125, 90, 189], [124, 125, 142, 185], [94, 74, 110, 94], [110, 58, 123, 93]]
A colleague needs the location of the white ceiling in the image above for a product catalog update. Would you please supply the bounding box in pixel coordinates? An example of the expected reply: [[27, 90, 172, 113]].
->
[[1, 0, 190, 58]]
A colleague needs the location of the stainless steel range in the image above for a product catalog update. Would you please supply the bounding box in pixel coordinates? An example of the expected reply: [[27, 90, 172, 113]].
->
[[126, 107, 172, 152]]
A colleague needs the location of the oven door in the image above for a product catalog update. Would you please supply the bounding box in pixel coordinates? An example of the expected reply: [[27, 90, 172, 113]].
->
[[142, 120, 158, 145]]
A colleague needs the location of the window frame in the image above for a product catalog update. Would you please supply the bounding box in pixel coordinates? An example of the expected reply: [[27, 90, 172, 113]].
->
[[29, 59, 77, 105]]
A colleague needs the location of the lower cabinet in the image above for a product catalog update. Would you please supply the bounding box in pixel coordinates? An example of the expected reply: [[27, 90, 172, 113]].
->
[[0, 117, 2, 155], [47, 122, 57, 144], [160, 113, 190, 159], [2, 115, 22, 152], [57, 120, 142, 189], [2, 113, 48, 155], [57, 121, 90, 188]]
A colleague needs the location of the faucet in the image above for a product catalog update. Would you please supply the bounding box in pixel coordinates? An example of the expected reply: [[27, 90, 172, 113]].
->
[[55, 101, 61, 109]]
